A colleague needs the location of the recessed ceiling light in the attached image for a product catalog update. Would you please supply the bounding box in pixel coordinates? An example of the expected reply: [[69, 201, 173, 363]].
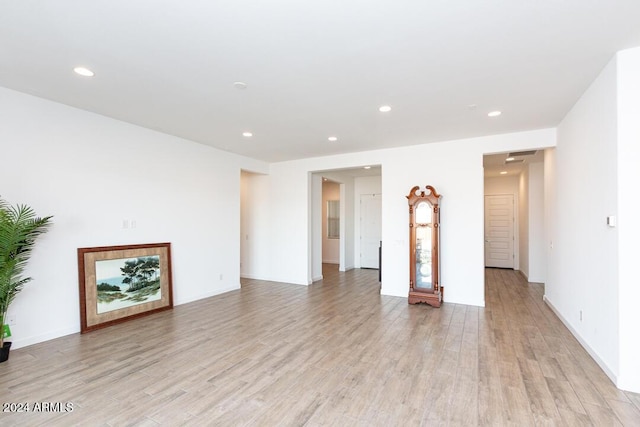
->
[[505, 157, 515, 162], [73, 66, 94, 77], [328, 136, 338, 142], [242, 132, 253, 137], [363, 166, 371, 170], [234, 81, 247, 90], [500, 171, 508, 175], [488, 111, 502, 117], [379, 105, 392, 113]]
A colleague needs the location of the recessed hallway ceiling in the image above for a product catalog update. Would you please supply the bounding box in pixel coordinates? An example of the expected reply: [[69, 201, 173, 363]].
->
[[484, 151, 545, 178], [1, 1, 640, 162]]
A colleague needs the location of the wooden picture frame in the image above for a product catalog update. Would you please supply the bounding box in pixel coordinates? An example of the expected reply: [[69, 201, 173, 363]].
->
[[78, 242, 173, 333]]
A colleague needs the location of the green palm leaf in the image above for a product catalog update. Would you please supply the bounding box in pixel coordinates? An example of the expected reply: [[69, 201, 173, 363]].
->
[[0, 197, 52, 346]]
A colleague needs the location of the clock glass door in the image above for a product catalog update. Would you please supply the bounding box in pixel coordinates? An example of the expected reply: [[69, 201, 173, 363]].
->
[[414, 202, 433, 291]]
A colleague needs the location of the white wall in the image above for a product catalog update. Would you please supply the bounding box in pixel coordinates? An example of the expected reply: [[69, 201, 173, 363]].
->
[[264, 162, 312, 285], [518, 168, 530, 277], [310, 174, 323, 281], [527, 162, 546, 282], [0, 87, 268, 349], [544, 148, 556, 289], [341, 178, 355, 271], [548, 57, 620, 382], [616, 47, 640, 392], [484, 176, 519, 195], [250, 129, 555, 307], [546, 47, 640, 394]]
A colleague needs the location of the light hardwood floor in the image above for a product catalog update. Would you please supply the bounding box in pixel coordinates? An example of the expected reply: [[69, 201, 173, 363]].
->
[[1, 266, 640, 426]]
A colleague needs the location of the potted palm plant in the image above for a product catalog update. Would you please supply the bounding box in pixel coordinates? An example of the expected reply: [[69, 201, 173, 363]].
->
[[0, 197, 52, 362]]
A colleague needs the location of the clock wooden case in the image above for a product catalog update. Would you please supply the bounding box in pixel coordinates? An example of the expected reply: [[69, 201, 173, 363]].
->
[[407, 185, 442, 307]]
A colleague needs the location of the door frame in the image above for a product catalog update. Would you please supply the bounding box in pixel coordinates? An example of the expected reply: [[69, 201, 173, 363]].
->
[[359, 193, 382, 269], [484, 192, 519, 269]]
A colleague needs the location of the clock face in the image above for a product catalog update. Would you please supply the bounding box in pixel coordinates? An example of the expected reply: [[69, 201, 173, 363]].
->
[[415, 202, 431, 225]]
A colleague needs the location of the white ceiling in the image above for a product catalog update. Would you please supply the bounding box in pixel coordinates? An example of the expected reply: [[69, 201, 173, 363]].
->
[[2, 1, 640, 163], [483, 150, 544, 178]]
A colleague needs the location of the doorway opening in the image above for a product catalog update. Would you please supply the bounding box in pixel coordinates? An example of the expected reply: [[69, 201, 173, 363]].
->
[[309, 166, 381, 284], [483, 150, 548, 281], [322, 179, 341, 266]]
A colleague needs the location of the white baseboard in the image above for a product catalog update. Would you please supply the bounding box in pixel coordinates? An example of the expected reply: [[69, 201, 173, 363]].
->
[[10, 326, 79, 350], [543, 295, 618, 386], [176, 284, 241, 305]]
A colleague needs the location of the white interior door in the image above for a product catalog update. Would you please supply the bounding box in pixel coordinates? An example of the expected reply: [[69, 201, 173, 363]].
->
[[484, 194, 514, 268], [360, 194, 382, 269]]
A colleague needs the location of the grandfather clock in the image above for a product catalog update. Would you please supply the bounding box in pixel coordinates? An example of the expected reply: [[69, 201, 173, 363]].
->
[[407, 185, 442, 307]]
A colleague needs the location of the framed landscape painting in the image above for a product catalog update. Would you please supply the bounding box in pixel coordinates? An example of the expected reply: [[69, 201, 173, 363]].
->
[[78, 242, 173, 333]]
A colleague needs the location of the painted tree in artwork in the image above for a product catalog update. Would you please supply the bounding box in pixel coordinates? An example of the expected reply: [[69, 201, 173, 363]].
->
[[120, 257, 160, 292], [139, 257, 159, 282]]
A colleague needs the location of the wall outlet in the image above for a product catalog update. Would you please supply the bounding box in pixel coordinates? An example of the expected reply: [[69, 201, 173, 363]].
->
[[580, 310, 583, 322], [219, 274, 223, 281]]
